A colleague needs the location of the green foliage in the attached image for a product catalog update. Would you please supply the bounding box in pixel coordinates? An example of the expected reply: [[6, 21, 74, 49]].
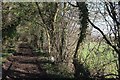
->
[[34, 49, 49, 57], [2, 2, 38, 40], [78, 42, 118, 78], [41, 63, 73, 78]]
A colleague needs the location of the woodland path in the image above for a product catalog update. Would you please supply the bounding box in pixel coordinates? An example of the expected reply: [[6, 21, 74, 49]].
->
[[2, 54, 50, 80]]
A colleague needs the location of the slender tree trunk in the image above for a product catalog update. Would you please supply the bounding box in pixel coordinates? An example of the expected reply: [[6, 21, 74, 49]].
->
[[40, 30, 44, 50], [46, 30, 51, 54], [118, 53, 120, 79]]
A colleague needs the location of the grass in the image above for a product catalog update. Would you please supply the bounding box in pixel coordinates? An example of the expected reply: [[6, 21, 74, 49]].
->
[[1, 52, 13, 64], [78, 41, 118, 78]]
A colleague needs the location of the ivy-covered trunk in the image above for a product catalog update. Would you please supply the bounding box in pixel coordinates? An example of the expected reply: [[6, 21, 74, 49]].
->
[[73, 2, 89, 80]]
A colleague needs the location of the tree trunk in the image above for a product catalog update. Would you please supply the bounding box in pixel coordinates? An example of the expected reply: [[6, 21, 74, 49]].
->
[[73, 2, 89, 80], [40, 30, 43, 50], [118, 52, 120, 79]]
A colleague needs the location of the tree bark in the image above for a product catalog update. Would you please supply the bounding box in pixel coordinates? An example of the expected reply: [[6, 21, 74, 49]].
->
[[73, 2, 89, 80]]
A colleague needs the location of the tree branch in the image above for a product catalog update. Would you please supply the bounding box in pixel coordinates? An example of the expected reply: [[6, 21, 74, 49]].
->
[[68, 2, 78, 7], [105, 2, 120, 25], [35, 2, 46, 27], [88, 19, 119, 54]]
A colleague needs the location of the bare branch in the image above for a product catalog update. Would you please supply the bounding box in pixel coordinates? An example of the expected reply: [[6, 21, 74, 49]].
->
[[35, 2, 46, 27], [68, 2, 78, 7], [105, 2, 120, 25], [88, 19, 119, 54]]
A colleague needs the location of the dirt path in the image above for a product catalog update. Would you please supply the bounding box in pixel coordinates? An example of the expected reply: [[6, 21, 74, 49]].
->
[[2, 54, 47, 80]]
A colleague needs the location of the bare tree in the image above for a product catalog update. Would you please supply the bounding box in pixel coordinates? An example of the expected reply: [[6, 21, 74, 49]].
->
[[88, 1, 120, 79]]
